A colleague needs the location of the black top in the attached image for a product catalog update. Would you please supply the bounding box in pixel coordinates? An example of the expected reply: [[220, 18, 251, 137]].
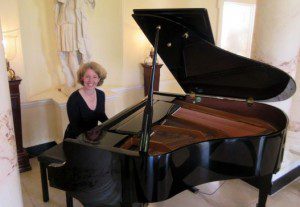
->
[[64, 89, 108, 139], [132, 9, 296, 101]]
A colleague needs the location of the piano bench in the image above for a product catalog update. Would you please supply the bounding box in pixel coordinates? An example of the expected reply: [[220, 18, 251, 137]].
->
[[37, 142, 66, 203]]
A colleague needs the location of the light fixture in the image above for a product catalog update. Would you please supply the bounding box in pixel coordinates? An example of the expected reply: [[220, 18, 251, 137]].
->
[[3, 34, 17, 80], [144, 47, 154, 66]]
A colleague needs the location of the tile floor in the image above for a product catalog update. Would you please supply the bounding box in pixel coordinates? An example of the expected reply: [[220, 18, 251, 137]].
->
[[20, 158, 299, 207]]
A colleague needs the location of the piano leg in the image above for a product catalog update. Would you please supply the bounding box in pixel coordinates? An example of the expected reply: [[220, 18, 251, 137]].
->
[[66, 192, 73, 207], [256, 174, 272, 207], [39, 162, 49, 202]]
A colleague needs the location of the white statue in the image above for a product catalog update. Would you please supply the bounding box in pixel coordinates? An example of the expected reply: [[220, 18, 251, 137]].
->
[[55, 0, 95, 87]]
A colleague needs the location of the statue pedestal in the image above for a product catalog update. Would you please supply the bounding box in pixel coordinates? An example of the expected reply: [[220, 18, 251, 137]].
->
[[141, 63, 163, 96]]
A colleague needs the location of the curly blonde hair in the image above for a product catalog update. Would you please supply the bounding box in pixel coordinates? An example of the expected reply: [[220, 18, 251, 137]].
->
[[77, 62, 107, 86]]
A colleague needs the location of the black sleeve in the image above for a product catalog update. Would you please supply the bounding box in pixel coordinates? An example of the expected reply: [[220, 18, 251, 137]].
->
[[98, 91, 109, 123], [66, 94, 84, 138]]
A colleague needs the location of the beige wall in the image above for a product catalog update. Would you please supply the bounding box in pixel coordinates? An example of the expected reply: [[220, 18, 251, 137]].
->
[[17, 0, 60, 100], [88, 0, 123, 86]]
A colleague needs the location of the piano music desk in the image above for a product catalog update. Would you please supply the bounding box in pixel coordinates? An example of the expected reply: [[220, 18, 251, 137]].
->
[[37, 143, 66, 202]]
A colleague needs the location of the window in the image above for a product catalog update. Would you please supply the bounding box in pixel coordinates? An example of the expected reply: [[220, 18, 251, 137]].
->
[[219, 1, 256, 57]]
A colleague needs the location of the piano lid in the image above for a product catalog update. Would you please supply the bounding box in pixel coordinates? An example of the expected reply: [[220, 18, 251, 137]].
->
[[132, 9, 296, 102]]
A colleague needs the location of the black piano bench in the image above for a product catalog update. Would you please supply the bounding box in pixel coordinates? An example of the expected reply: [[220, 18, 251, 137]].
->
[[37, 142, 66, 203]]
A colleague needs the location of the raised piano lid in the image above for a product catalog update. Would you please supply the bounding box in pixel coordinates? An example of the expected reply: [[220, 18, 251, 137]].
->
[[132, 8, 296, 102]]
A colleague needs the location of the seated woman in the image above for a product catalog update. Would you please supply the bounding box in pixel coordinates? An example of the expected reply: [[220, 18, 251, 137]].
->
[[62, 62, 121, 206], [64, 62, 108, 139]]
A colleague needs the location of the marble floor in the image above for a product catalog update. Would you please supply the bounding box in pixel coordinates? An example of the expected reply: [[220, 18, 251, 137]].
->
[[20, 158, 299, 207]]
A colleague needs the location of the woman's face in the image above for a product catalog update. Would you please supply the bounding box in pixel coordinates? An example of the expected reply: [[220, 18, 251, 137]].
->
[[82, 68, 99, 90]]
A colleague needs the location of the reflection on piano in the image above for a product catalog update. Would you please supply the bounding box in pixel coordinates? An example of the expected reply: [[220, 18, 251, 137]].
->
[[52, 9, 296, 207]]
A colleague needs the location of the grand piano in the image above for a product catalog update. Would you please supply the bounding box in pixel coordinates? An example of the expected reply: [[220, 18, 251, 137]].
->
[[49, 9, 296, 207]]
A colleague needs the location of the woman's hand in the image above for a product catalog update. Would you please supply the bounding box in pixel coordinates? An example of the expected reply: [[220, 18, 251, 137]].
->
[[85, 127, 102, 143]]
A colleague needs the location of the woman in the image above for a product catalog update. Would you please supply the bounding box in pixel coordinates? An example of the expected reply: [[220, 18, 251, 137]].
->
[[64, 61, 108, 139], [63, 63, 121, 206]]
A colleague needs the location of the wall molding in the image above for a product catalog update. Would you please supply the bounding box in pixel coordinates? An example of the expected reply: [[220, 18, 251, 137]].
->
[[21, 99, 53, 109], [21, 85, 144, 110]]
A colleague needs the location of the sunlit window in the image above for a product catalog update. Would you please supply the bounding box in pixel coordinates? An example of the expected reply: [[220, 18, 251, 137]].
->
[[220, 1, 256, 57]]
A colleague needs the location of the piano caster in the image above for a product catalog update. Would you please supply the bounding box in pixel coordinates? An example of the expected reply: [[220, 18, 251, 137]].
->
[[188, 186, 199, 194], [121, 203, 148, 207]]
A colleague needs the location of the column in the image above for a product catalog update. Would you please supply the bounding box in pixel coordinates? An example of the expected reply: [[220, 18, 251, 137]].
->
[[251, 0, 300, 116], [0, 23, 23, 206], [251, 0, 300, 177]]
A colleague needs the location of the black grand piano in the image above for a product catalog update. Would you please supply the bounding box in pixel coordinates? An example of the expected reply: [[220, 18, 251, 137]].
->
[[48, 9, 296, 207]]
